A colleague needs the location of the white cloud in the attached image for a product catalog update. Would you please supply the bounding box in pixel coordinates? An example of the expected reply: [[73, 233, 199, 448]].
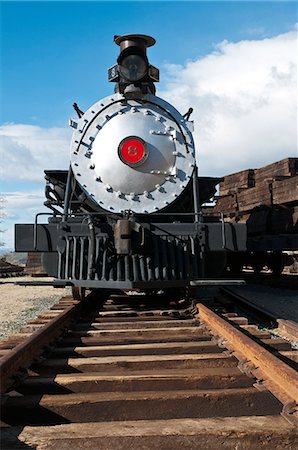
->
[[0, 125, 71, 248], [159, 30, 297, 176], [1, 190, 47, 249], [0, 124, 71, 181]]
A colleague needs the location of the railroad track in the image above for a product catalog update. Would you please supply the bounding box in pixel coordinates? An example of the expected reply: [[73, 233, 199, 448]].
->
[[1, 292, 297, 449], [0, 266, 24, 279], [219, 286, 298, 343]]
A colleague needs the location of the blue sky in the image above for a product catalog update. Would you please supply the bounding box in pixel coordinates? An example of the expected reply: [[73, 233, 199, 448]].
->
[[0, 1, 297, 250], [1, 1, 296, 127]]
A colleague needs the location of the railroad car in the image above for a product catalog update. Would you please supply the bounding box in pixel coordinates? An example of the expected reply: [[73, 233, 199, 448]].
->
[[15, 34, 246, 297]]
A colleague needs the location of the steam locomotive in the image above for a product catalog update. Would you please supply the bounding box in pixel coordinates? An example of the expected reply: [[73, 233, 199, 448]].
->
[[15, 34, 246, 297]]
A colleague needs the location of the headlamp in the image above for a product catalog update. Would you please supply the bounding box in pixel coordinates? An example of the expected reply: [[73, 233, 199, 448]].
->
[[119, 54, 147, 82], [108, 34, 159, 90]]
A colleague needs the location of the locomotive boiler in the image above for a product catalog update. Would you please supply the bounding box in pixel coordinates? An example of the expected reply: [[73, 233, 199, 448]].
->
[[15, 34, 246, 296]]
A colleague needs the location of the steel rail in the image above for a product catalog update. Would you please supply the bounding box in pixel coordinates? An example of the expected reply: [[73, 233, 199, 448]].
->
[[197, 303, 298, 404], [220, 286, 277, 323], [220, 287, 298, 341], [0, 296, 80, 395]]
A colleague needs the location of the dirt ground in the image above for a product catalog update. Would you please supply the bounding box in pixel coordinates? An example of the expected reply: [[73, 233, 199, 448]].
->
[[0, 276, 71, 340]]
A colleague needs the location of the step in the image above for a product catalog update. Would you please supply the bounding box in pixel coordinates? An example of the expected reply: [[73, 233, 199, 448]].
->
[[73, 319, 198, 331], [66, 326, 210, 345], [67, 326, 205, 338], [32, 353, 237, 375], [91, 314, 191, 322], [278, 350, 298, 363], [6, 416, 296, 450], [2, 388, 282, 425], [61, 332, 210, 346], [18, 367, 254, 394], [94, 308, 191, 318], [261, 338, 292, 351], [50, 340, 219, 358]]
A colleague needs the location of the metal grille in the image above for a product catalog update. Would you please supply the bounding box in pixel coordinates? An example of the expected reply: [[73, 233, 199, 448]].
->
[[58, 234, 200, 283]]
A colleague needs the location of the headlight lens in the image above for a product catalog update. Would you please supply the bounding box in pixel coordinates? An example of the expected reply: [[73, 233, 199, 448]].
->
[[119, 54, 147, 81]]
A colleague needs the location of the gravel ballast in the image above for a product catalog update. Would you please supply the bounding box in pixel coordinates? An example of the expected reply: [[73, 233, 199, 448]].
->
[[0, 277, 71, 340]]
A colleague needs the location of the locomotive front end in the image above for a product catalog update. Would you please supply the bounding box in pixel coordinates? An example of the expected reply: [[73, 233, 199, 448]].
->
[[15, 34, 247, 295]]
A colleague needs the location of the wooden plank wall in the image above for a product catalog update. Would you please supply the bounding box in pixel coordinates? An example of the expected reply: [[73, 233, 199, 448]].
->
[[211, 157, 298, 236]]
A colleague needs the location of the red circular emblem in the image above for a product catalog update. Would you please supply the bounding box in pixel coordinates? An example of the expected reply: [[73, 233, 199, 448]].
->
[[118, 136, 148, 166]]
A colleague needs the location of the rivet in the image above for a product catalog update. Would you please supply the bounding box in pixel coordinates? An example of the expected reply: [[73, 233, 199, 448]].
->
[[95, 176, 102, 182], [110, 98, 114, 102], [155, 116, 161, 122], [173, 193, 178, 197], [96, 125, 102, 130], [106, 185, 113, 192], [164, 201, 169, 205], [143, 109, 149, 115], [189, 163, 194, 167], [73, 152, 78, 155], [105, 115, 110, 120], [100, 103, 104, 107], [172, 151, 178, 155], [154, 206, 159, 210], [155, 184, 161, 190], [83, 184, 87, 188], [89, 164, 95, 169], [89, 136, 95, 142], [143, 190, 149, 197], [131, 107, 137, 113], [77, 173, 81, 177], [75, 140, 79, 143], [116, 191, 122, 198]]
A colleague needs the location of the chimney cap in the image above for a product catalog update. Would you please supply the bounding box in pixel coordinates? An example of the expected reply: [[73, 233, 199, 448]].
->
[[114, 34, 156, 51]]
